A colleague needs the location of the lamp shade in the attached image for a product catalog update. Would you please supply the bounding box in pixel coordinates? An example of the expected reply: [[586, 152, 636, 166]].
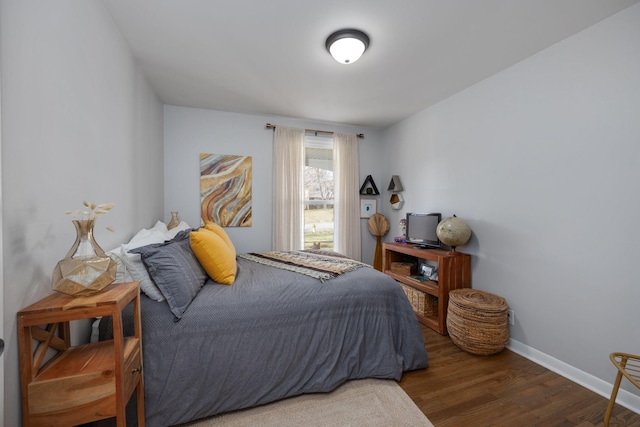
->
[[326, 29, 370, 64]]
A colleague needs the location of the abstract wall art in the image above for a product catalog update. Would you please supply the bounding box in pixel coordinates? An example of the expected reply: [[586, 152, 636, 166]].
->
[[200, 153, 252, 227]]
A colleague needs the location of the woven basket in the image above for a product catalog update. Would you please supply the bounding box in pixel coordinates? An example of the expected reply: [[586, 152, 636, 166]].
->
[[399, 283, 437, 317], [446, 289, 509, 356]]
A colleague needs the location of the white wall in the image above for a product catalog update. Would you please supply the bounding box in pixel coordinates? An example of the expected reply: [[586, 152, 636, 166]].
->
[[0, 1, 164, 425], [0, 20, 4, 421], [164, 105, 385, 264], [382, 3, 640, 398]]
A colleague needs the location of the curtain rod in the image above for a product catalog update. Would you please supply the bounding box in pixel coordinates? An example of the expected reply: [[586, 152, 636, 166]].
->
[[265, 123, 364, 139]]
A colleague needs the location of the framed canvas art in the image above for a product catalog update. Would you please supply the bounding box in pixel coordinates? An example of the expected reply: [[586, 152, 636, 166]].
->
[[360, 199, 377, 218], [200, 153, 252, 227]]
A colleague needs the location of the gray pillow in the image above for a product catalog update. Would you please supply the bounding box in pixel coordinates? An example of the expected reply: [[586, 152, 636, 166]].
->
[[131, 230, 207, 320]]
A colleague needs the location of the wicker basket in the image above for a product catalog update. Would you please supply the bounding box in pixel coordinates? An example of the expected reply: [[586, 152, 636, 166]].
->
[[399, 283, 437, 317], [446, 289, 509, 356]]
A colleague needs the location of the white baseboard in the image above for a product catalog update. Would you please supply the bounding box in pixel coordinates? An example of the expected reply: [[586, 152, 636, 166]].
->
[[507, 338, 640, 414]]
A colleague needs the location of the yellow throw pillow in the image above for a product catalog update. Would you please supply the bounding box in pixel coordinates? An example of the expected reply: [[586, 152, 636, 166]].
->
[[205, 222, 236, 253], [190, 228, 236, 285]]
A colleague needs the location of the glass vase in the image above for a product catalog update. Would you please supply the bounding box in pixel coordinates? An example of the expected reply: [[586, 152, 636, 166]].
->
[[167, 211, 180, 230], [52, 219, 117, 297]]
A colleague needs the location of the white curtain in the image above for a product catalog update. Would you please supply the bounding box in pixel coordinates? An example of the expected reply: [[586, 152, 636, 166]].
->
[[272, 126, 305, 251], [333, 133, 361, 260]]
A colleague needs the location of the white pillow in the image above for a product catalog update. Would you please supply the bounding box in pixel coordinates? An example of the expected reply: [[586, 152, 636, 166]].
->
[[127, 221, 168, 246], [106, 247, 134, 283], [166, 221, 191, 239], [120, 220, 192, 302], [121, 228, 169, 301], [151, 220, 169, 233]]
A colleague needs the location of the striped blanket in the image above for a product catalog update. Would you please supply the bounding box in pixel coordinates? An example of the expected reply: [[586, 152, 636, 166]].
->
[[238, 250, 370, 282]]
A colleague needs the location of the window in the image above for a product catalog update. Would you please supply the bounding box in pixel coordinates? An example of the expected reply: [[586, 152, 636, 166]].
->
[[304, 135, 334, 250], [273, 126, 360, 259]]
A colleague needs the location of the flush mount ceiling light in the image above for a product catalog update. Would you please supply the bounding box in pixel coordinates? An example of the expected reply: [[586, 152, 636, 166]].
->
[[325, 29, 370, 64]]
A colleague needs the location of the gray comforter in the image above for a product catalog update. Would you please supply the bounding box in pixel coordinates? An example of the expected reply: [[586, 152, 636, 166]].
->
[[103, 256, 427, 426]]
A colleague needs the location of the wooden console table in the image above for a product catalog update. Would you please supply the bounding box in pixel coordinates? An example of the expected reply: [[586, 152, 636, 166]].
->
[[383, 242, 471, 334]]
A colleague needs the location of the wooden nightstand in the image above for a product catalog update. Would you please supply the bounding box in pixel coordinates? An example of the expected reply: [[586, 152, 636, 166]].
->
[[17, 281, 144, 427]]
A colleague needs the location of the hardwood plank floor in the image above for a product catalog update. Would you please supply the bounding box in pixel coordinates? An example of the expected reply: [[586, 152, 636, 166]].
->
[[399, 325, 640, 427]]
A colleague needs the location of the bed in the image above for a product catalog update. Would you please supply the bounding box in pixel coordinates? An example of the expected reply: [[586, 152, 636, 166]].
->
[[102, 225, 428, 426]]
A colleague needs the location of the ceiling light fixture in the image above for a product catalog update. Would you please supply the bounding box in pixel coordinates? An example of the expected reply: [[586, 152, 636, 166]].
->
[[325, 29, 370, 64]]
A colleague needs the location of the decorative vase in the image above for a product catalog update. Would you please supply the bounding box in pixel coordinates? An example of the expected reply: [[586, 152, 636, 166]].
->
[[389, 193, 404, 210], [167, 211, 180, 230], [52, 219, 117, 297]]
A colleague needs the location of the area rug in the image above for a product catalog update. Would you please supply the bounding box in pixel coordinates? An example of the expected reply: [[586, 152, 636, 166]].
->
[[177, 378, 434, 427]]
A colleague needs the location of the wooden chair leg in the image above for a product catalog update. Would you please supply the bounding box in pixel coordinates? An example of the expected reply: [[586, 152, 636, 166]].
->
[[605, 370, 624, 427]]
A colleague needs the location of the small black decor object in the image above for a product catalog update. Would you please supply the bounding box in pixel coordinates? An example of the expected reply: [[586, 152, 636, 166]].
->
[[359, 175, 380, 195]]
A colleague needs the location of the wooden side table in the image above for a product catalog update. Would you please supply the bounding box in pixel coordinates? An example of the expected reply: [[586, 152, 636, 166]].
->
[[17, 281, 144, 427]]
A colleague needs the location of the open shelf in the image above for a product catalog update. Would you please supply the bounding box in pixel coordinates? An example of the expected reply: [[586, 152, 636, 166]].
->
[[384, 270, 439, 295], [383, 242, 471, 335]]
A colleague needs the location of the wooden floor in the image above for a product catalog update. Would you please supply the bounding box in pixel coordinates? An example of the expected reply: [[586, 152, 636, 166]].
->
[[399, 325, 640, 427]]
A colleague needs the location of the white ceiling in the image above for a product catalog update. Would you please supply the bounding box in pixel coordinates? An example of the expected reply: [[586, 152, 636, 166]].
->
[[102, 0, 639, 129]]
